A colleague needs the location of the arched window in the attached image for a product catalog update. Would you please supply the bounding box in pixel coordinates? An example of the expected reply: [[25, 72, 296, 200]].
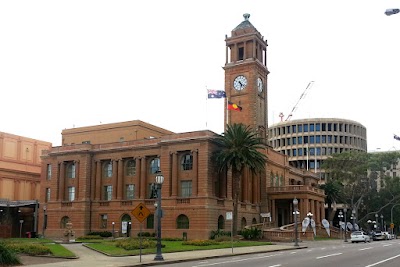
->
[[218, 215, 225, 230], [241, 217, 247, 230], [60, 216, 70, 229], [66, 162, 76, 178], [177, 214, 189, 229], [102, 160, 113, 178], [181, 153, 193, 170], [252, 218, 257, 225], [125, 159, 136, 176], [149, 158, 160, 174]]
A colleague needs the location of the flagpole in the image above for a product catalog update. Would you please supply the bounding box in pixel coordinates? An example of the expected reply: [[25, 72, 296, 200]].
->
[[306, 143, 309, 171], [226, 97, 229, 126]]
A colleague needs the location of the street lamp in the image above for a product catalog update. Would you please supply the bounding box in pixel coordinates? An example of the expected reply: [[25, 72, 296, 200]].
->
[[344, 208, 348, 242], [112, 222, 115, 239], [351, 210, 356, 231], [128, 221, 132, 238], [385, 8, 400, 16], [154, 171, 164, 261], [293, 198, 299, 247], [381, 214, 384, 231], [338, 211, 344, 239]]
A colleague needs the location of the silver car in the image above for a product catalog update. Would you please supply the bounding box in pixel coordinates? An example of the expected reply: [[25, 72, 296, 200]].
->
[[351, 231, 371, 243]]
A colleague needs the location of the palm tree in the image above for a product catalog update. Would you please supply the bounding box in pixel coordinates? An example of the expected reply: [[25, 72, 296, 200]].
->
[[213, 123, 267, 235], [320, 179, 343, 223]]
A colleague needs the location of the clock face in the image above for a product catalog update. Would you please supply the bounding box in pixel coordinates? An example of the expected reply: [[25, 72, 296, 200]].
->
[[257, 78, 263, 93], [233, 75, 247, 91]]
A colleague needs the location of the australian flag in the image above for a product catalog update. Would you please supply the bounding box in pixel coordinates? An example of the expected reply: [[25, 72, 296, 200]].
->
[[394, 134, 400, 141], [207, 89, 226, 99]]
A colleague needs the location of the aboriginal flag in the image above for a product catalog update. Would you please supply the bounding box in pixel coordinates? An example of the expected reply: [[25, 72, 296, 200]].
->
[[228, 101, 242, 111]]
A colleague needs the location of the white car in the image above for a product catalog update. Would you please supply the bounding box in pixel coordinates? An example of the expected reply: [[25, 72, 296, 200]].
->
[[382, 232, 392, 240], [351, 231, 371, 243]]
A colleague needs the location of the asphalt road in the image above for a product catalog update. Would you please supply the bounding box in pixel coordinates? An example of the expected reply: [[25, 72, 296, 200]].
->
[[162, 240, 400, 267]]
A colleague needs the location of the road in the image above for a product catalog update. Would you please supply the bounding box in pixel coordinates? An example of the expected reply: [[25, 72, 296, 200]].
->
[[162, 240, 400, 267]]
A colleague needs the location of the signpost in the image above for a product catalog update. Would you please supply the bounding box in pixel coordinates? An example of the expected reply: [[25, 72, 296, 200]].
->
[[226, 211, 233, 253], [131, 203, 151, 263]]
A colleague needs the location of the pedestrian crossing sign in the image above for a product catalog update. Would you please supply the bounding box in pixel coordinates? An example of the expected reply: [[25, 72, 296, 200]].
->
[[131, 203, 151, 223]]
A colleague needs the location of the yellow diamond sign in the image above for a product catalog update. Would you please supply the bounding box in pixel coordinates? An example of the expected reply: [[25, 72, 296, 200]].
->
[[131, 203, 151, 223]]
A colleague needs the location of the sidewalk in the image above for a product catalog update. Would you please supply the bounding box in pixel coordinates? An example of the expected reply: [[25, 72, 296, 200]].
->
[[25, 242, 304, 267]]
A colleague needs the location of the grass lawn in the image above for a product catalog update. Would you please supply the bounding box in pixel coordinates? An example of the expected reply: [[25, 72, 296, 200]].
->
[[85, 239, 273, 256], [3, 238, 76, 258]]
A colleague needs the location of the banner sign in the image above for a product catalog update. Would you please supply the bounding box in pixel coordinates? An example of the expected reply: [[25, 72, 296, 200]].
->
[[322, 219, 330, 236]]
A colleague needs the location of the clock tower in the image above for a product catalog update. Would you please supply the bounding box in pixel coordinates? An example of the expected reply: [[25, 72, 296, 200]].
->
[[224, 14, 269, 139]]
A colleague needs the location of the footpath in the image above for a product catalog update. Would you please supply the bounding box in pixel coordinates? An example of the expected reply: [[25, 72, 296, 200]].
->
[[24, 242, 305, 267]]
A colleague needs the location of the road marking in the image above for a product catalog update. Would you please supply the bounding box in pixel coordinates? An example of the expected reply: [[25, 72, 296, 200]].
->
[[365, 254, 400, 267], [290, 251, 297, 254], [359, 247, 373, 251], [192, 254, 279, 267], [316, 253, 342, 259], [268, 265, 281, 267], [382, 244, 392, 247]]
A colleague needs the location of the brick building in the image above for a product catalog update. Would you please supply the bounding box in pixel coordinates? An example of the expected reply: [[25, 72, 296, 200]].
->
[[0, 132, 51, 238], [40, 14, 325, 240]]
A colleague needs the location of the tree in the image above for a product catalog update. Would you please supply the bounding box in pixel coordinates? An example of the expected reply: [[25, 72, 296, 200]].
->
[[319, 179, 343, 223], [213, 123, 267, 235]]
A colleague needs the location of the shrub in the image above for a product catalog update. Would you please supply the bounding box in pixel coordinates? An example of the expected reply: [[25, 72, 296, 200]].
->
[[76, 235, 102, 241], [210, 229, 231, 240], [115, 238, 157, 250], [182, 240, 218, 246], [240, 227, 262, 240], [6, 243, 51, 256], [0, 242, 21, 265], [87, 231, 112, 237]]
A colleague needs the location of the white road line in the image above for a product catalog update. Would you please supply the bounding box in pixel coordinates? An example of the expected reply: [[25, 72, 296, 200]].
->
[[290, 251, 297, 254], [268, 265, 281, 267], [382, 244, 392, 247], [365, 254, 400, 267], [192, 254, 279, 267], [316, 253, 342, 259], [359, 247, 373, 251]]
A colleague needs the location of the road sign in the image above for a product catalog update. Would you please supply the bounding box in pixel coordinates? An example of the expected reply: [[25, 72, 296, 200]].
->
[[131, 203, 151, 223], [390, 223, 394, 229]]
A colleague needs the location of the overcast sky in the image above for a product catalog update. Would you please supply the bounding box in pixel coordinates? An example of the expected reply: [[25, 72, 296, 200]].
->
[[1, 1, 399, 151]]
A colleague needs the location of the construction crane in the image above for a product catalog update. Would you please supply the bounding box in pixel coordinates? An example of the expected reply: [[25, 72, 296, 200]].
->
[[280, 81, 314, 122]]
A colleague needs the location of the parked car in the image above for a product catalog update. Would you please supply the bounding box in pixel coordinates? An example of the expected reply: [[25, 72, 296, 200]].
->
[[372, 231, 386, 241], [351, 231, 371, 243], [382, 232, 392, 240]]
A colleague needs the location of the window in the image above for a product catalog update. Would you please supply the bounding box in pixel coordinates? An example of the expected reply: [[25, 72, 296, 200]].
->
[[177, 214, 189, 229], [46, 164, 52, 180], [327, 135, 332, 143], [303, 124, 308, 132], [125, 159, 136, 176], [104, 185, 112, 200], [150, 158, 160, 174], [304, 136, 308, 144], [238, 47, 244, 60], [146, 214, 154, 229], [309, 148, 315, 156], [287, 138, 291, 145], [60, 216, 70, 229], [45, 188, 50, 202], [292, 149, 297, 156], [316, 123, 321, 131], [298, 136, 303, 144], [102, 161, 113, 178], [316, 136, 321, 143], [292, 125, 297, 133], [310, 136, 315, 144], [309, 124, 314, 132], [218, 215, 225, 229], [181, 181, 192, 197], [66, 162, 76, 178], [298, 148, 303, 156], [148, 183, 157, 199], [322, 135, 326, 143], [100, 214, 108, 229], [298, 124, 303, 133], [322, 123, 326, 131], [68, 186, 75, 201], [316, 147, 321, 155], [181, 153, 193, 170], [126, 184, 135, 200]]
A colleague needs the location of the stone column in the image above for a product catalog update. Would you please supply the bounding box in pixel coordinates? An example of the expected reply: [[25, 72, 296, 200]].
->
[[75, 161, 80, 200], [192, 150, 198, 197], [95, 161, 101, 200], [117, 159, 123, 199], [171, 152, 178, 197], [271, 199, 276, 226], [59, 162, 65, 201], [140, 157, 146, 199], [136, 157, 141, 198], [112, 160, 118, 200]]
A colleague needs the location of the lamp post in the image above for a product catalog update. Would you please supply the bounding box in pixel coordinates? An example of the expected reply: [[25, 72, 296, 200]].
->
[[338, 211, 344, 239], [293, 198, 299, 247], [344, 208, 348, 242], [154, 171, 164, 261], [351, 210, 356, 231], [42, 205, 47, 238], [112, 222, 115, 239], [128, 221, 132, 238], [381, 214, 384, 231]]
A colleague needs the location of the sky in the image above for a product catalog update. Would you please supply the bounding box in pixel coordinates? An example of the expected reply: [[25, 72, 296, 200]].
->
[[1, 1, 400, 151]]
